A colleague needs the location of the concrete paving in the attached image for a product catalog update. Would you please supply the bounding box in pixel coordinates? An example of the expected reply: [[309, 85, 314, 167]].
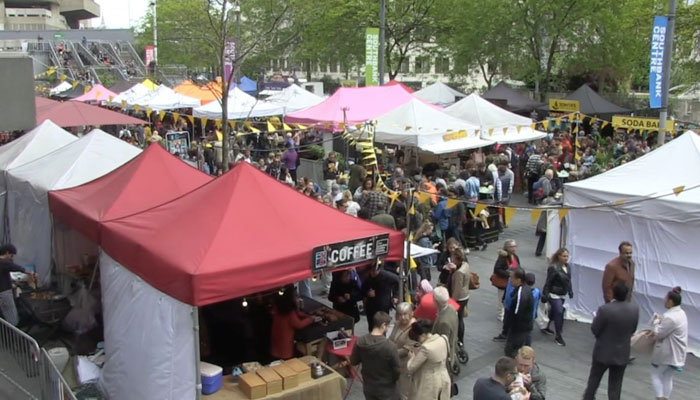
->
[[337, 194, 699, 400]]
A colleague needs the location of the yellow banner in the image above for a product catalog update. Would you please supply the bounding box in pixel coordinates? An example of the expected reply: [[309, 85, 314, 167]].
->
[[442, 130, 467, 142], [549, 98, 580, 112], [611, 116, 674, 131]]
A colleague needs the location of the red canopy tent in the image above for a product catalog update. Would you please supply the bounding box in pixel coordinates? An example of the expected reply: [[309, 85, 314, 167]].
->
[[385, 79, 415, 93], [36, 100, 146, 127], [100, 162, 404, 306], [49, 144, 212, 243]]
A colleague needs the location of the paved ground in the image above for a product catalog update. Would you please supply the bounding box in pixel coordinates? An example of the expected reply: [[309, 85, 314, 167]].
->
[[329, 194, 699, 400]]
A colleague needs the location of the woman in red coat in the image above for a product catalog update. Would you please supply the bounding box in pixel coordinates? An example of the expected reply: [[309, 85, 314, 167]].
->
[[269, 289, 313, 360]]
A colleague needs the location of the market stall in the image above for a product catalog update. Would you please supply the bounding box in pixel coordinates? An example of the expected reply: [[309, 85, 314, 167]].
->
[[97, 162, 404, 399]]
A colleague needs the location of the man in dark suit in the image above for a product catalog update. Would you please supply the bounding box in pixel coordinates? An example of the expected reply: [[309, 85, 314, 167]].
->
[[582, 281, 639, 400]]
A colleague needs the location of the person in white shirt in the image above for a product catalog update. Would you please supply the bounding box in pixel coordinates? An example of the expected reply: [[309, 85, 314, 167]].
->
[[648, 286, 688, 400]]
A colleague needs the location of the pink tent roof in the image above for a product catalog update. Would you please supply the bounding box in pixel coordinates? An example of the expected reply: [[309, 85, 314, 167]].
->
[[74, 84, 118, 103], [285, 85, 439, 130], [36, 100, 146, 127], [49, 144, 212, 243], [385, 79, 415, 93]]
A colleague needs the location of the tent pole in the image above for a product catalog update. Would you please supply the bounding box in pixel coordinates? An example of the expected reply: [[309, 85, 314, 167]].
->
[[193, 306, 202, 400]]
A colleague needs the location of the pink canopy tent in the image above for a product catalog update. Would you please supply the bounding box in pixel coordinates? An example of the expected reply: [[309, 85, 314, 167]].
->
[[285, 85, 439, 131], [385, 79, 415, 93], [36, 100, 146, 127], [74, 84, 118, 103]]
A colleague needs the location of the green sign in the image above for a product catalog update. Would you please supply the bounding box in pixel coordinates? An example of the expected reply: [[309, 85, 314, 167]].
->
[[365, 28, 379, 86], [53, 33, 64, 39]]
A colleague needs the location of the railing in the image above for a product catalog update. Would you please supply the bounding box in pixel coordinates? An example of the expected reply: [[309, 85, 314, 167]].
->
[[0, 317, 78, 400], [0, 317, 42, 399], [39, 349, 77, 400]]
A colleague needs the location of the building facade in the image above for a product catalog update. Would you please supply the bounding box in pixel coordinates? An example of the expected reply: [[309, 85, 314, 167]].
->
[[0, 0, 99, 30]]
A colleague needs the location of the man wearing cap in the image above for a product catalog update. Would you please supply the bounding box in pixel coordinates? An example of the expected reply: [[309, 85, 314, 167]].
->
[[0, 244, 37, 326]]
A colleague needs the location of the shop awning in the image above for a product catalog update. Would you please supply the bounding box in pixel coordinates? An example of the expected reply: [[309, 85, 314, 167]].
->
[[101, 162, 404, 306]]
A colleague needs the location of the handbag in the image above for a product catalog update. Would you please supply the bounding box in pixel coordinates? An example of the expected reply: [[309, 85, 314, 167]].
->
[[631, 329, 655, 354], [469, 271, 480, 290], [439, 335, 460, 397], [490, 273, 508, 289]]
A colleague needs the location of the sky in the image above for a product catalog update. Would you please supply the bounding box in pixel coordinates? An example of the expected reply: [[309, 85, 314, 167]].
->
[[92, 0, 151, 29]]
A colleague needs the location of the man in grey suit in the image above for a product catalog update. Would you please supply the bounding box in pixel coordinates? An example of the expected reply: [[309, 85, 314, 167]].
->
[[582, 281, 639, 400]]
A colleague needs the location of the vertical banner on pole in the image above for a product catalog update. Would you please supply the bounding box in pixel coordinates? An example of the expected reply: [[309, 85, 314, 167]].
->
[[649, 16, 667, 109], [144, 45, 155, 67], [223, 39, 236, 85], [365, 28, 380, 86]]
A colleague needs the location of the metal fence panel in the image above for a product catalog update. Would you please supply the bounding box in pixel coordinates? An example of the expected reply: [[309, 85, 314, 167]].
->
[[0, 317, 41, 399]]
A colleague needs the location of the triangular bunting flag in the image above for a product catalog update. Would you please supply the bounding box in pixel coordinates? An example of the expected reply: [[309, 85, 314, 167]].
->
[[474, 203, 487, 217], [673, 186, 685, 196], [558, 209, 569, 221], [158, 110, 166, 121], [555, 117, 561, 125], [338, 123, 345, 130], [446, 198, 459, 209], [72, 81, 79, 89], [502, 127, 508, 135], [363, 154, 377, 161], [201, 118, 209, 129], [568, 113, 575, 121], [229, 120, 236, 129], [504, 207, 516, 226], [267, 121, 276, 132], [387, 191, 400, 208], [108, 96, 114, 103], [530, 123, 536, 130], [589, 117, 597, 125], [488, 128, 494, 136], [215, 120, 222, 129], [575, 152, 582, 161], [542, 120, 549, 130], [134, 105, 141, 113], [409, 204, 415, 215], [516, 126, 522, 133], [84, 86, 91, 94], [355, 124, 363, 130], [283, 123, 292, 131], [601, 121, 609, 129], [416, 192, 431, 204], [573, 125, 579, 133], [296, 123, 307, 130], [186, 115, 195, 124], [59, 74, 67, 82], [172, 112, 180, 122], [120, 100, 127, 109], [531, 209, 542, 225], [146, 107, 153, 117]]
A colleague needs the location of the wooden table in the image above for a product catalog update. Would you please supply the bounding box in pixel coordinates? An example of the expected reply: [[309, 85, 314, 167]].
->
[[204, 357, 346, 400], [295, 297, 354, 359]]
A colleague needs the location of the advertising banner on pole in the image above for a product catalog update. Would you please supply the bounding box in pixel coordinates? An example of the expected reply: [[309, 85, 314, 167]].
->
[[224, 39, 236, 85], [145, 45, 155, 67], [649, 16, 667, 109], [365, 28, 380, 86]]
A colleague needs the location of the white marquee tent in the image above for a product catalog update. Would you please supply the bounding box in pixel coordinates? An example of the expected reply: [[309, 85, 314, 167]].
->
[[193, 87, 286, 119], [49, 81, 72, 96], [263, 84, 325, 113], [445, 93, 546, 143], [370, 98, 493, 154], [5, 130, 140, 285], [110, 83, 153, 107], [564, 131, 700, 353], [0, 120, 77, 243], [130, 85, 202, 110], [414, 81, 466, 106]]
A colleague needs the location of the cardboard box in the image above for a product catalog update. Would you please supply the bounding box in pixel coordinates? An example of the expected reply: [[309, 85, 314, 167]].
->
[[239, 372, 266, 399], [256, 367, 283, 394], [271, 364, 298, 390], [284, 358, 311, 383]]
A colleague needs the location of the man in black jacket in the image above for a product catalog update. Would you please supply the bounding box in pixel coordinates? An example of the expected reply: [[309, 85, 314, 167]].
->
[[582, 281, 639, 400], [362, 265, 399, 331], [504, 268, 534, 357], [0, 244, 36, 326]]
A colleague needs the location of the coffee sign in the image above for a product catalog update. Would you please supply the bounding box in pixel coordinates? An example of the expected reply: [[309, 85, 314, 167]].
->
[[312, 234, 390, 272]]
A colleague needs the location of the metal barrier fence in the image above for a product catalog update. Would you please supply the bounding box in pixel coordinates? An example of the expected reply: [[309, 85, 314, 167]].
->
[[0, 317, 78, 400], [39, 348, 77, 400]]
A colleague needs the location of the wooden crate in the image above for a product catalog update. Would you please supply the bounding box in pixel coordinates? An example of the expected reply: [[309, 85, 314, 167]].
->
[[271, 364, 298, 390], [256, 367, 283, 395], [284, 358, 311, 384], [238, 372, 266, 399]]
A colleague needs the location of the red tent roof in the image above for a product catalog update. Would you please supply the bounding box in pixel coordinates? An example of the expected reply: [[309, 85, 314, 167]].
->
[[101, 162, 404, 306], [49, 144, 212, 243], [36, 100, 146, 127], [385, 79, 415, 93]]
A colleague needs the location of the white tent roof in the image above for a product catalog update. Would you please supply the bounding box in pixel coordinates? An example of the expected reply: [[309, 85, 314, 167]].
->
[[414, 81, 466, 106], [193, 87, 286, 119], [49, 81, 72, 96], [264, 84, 324, 113], [111, 83, 154, 106], [0, 120, 77, 171], [445, 93, 547, 144], [371, 98, 493, 154], [565, 131, 700, 221], [130, 85, 202, 110], [6, 130, 141, 284]]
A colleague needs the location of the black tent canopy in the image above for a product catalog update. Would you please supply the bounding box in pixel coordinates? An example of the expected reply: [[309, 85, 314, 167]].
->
[[482, 81, 544, 113]]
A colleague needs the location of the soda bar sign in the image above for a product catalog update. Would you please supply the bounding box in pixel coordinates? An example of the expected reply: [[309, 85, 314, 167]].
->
[[611, 115, 674, 130], [312, 234, 390, 272]]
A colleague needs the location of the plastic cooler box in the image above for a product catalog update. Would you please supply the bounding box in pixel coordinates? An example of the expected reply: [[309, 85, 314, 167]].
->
[[200, 361, 223, 395]]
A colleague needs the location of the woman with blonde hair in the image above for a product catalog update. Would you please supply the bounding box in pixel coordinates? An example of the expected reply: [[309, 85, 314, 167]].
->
[[342, 190, 360, 217], [389, 302, 417, 400]]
